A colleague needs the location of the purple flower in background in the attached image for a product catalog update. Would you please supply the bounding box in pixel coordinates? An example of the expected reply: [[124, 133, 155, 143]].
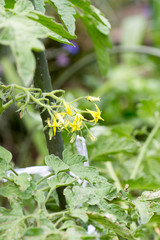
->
[[143, 5, 151, 18], [55, 53, 70, 67], [56, 41, 79, 67], [61, 41, 79, 55]]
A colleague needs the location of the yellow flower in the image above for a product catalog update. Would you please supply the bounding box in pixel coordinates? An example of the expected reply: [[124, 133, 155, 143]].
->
[[64, 102, 73, 116], [75, 113, 84, 122], [64, 120, 69, 131], [68, 113, 84, 132], [87, 104, 104, 124], [55, 113, 64, 125], [47, 118, 52, 127], [69, 120, 82, 132], [89, 132, 96, 141], [52, 118, 59, 136], [47, 117, 59, 136], [86, 96, 100, 102]]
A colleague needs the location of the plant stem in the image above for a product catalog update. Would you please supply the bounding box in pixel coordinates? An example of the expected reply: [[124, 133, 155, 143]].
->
[[3, 177, 14, 182], [45, 187, 55, 204], [37, 173, 54, 185], [54, 216, 69, 228], [10, 168, 18, 176], [48, 210, 69, 219], [1, 95, 25, 111], [105, 161, 122, 191], [131, 121, 160, 179], [33, 51, 66, 210]]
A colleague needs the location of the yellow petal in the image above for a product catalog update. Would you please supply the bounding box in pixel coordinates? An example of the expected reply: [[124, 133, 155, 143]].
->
[[64, 102, 73, 116], [47, 118, 52, 127], [55, 113, 64, 124], [86, 96, 100, 102], [53, 126, 57, 136], [89, 132, 96, 141], [75, 113, 84, 122]]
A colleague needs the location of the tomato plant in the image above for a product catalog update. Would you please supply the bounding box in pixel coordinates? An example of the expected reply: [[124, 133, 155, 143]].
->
[[0, 1, 160, 239]]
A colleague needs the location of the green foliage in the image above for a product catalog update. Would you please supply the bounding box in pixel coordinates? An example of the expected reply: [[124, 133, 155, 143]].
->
[[72, 1, 111, 76], [88, 134, 139, 161], [1, 0, 160, 239], [0, 145, 160, 239], [137, 98, 160, 122], [135, 190, 160, 224], [0, 146, 12, 179], [0, 0, 110, 84], [0, 150, 122, 239], [50, 0, 76, 35]]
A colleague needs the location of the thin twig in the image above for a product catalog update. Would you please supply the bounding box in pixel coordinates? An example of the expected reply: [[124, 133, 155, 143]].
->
[[131, 121, 160, 179], [105, 161, 122, 191]]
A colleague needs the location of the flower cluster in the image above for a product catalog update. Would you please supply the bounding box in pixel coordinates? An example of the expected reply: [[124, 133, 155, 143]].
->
[[46, 96, 103, 141], [0, 83, 103, 142]]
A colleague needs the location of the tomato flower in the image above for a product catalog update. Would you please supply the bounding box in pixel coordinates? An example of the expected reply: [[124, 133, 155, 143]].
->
[[87, 104, 104, 124], [47, 117, 60, 136], [64, 102, 73, 116], [86, 96, 100, 102]]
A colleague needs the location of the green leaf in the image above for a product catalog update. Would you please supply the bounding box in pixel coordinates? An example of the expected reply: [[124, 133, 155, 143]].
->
[[0, 13, 46, 85], [0, 146, 12, 163], [63, 149, 87, 166], [70, 163, 100, 183], [139, 190, 160, 201], [45, 154, 69, 175], [64, 186, 98, 208], [88, 212, 134, 240], [127, 176, 160, 190], [13, 0, 34, 14], [50, 0, 76, 35], [0, 0, 5, 6], [68, 0, 90, 10], [0, 91, 6, 101], [34, 0, 45, 14], [24, 227, 44, 236], [0, 182, 20, 198], [0, 146, 12, 179], [60, 220, 77, 230], [29, 12, 76, 40], [14, 173, 32, 191], [98, 199, 130, 224], [89, 5, 111, 30], [4, 0, 16, 8], [0, 181, 36, 200], [135, 190, 160, 224], [85, 20, 110, 77], [70, 208, 88, 223], [69, 0, 111, 76], [135, 200, 154, 224], [19, 181, 36, 199], [47, 172, 76, 190], [34, 190, 46, 207], [0, 1, 74, 85], [93, 178, 117, 201], [137, 98, 160, 121], [89, 135, 139, 161], [111, 124, 134, 138], [65, 228, 83, 240], [64, 179, 117, 208], [0, 201, 26, 239], [9, 198, 24, 217]]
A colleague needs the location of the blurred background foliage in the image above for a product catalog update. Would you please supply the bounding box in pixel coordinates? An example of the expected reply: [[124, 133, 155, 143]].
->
[[2, 1, 160, 238], [1, 0, 160, 187]]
